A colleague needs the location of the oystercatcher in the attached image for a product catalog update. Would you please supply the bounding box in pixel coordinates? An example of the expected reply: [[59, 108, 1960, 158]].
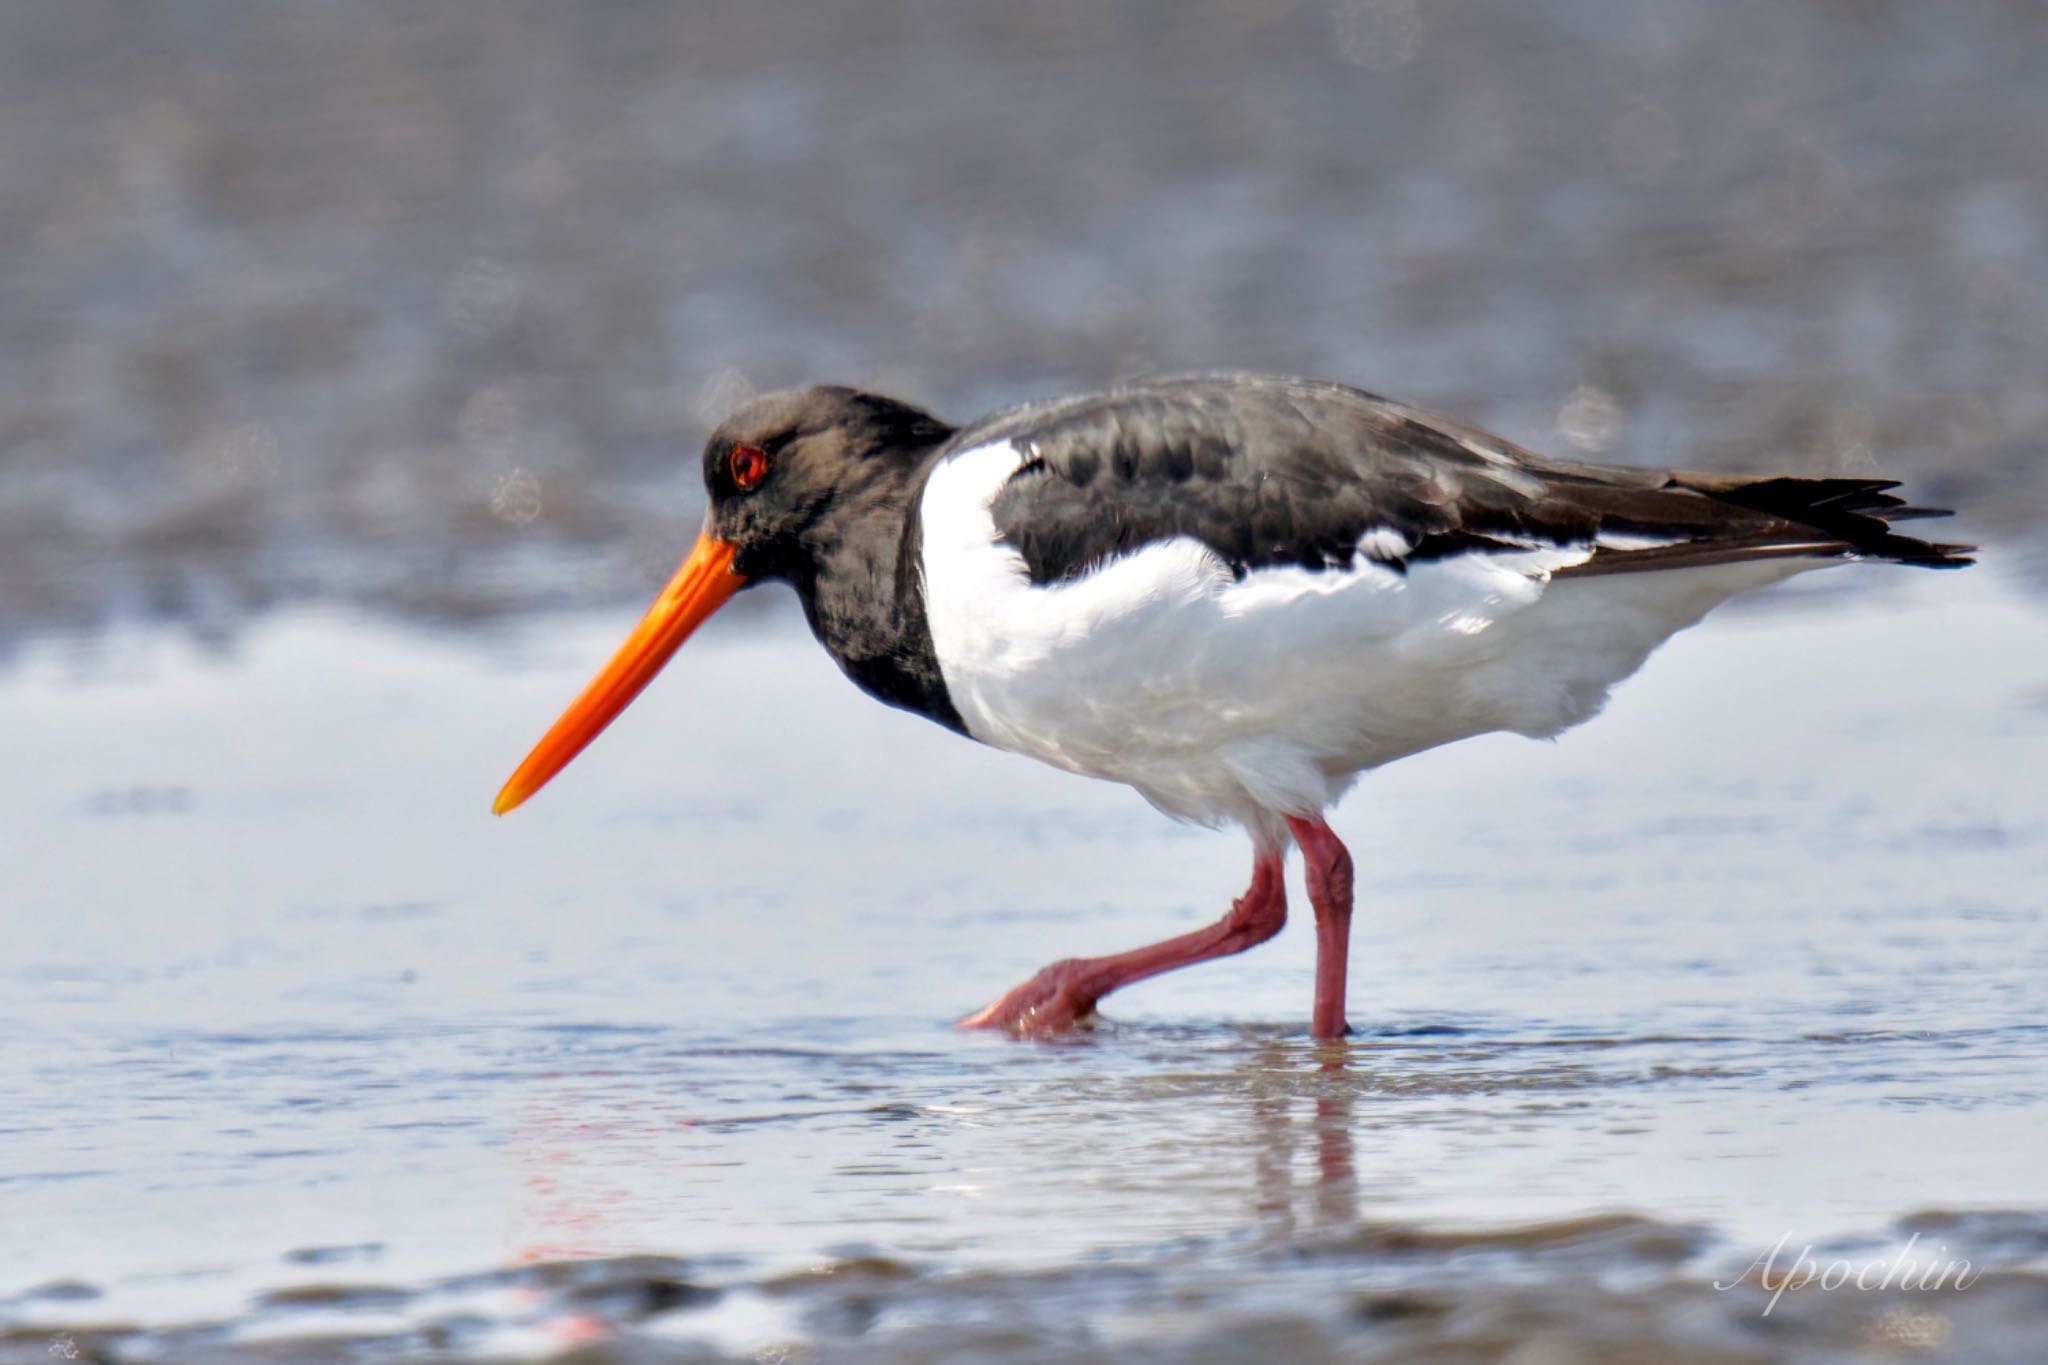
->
[[493, 374, 1969, 1040]]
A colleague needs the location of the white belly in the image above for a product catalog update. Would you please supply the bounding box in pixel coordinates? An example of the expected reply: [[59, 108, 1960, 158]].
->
[[919, 441, 1811, 830]]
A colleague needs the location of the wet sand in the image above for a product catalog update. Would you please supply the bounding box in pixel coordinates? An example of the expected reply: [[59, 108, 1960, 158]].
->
[[2, 1, 2045, 651]]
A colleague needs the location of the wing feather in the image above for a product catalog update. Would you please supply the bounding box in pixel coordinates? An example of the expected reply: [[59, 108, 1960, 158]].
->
[[936, 374, 1972, 584]]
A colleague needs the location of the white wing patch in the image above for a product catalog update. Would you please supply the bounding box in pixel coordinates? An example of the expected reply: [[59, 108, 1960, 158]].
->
[[1595, 529, 1687, 551], [1357, 527, 1414, 562], [919, 441, 1812, 829]]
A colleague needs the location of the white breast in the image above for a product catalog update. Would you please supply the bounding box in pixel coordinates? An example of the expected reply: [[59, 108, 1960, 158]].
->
[[919, 441, 1813, 831]]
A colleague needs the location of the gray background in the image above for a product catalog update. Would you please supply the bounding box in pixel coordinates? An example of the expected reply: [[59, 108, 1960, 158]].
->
[[3, 0, 2042, 647]]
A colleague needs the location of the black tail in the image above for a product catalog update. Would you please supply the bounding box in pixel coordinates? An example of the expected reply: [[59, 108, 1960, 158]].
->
[[1684, 476, 1975, 568], [1554, 474, 1975, 579]]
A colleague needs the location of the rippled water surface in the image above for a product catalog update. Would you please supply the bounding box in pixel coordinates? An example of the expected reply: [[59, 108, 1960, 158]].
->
[[5, 569, 2046, 1361], [5, 2, 2048, 1358]]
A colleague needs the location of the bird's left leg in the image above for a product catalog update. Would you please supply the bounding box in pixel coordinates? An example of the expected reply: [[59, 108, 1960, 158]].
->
[[1285, 815, 1355, 1040], [958, 840, 1288, 1037]]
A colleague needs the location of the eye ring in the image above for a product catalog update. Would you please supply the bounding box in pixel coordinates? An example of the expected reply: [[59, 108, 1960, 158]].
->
[[728, 444, 769, 491]]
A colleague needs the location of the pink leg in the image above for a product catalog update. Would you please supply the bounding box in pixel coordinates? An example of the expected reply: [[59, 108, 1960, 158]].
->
[[1285, 815, 1355, 1040], [960, 843, 1288, 1037]]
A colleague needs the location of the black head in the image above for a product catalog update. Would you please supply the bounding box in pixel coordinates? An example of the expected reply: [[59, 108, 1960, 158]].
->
[[493, 383, 956, 816], [703, 385, 956, 582]]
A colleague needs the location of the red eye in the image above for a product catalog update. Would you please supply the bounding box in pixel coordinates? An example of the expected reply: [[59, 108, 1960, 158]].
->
[[729, 444, 769, 491]]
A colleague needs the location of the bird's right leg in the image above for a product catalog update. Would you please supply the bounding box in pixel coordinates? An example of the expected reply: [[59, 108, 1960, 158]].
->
[[958, 841, 1288, 1037], [1285, 814, 1355, 1041]]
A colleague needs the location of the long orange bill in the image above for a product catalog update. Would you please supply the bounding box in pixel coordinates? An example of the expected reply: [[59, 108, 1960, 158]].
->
[[493, 533, 744, 815]]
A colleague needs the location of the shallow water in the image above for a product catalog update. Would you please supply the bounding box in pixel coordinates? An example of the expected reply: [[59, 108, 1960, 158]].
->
[[5, 1, 2047, 1358], [4, 566, 2046, 1361]]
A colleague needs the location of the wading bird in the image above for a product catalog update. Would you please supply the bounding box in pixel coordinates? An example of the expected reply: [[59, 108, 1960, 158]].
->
[[493, 374, 1968, 1040]]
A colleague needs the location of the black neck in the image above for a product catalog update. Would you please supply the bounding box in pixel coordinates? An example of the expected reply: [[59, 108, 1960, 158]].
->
[[781, 447, 967, 736]]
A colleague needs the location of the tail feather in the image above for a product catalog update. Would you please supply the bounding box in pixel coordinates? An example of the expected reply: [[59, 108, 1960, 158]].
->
[[1557, 472, 1974, 579]]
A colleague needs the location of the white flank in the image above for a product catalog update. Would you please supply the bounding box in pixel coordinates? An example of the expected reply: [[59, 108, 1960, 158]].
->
[[920, 441, 1813, 831]]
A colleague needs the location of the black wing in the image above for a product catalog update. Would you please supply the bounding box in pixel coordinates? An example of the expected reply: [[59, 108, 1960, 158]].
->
[[939, 373, 1971, 584]]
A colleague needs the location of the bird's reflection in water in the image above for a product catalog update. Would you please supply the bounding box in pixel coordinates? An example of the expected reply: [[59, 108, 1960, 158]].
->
[[1250, 1040, 1359, 1239]]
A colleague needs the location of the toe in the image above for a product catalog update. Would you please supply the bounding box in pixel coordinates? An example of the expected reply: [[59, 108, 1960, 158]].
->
[[957, 961, 1097, 1035]]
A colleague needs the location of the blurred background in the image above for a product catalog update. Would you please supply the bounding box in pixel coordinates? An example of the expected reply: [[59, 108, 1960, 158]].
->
[[4, 0, 2043, 655], [6, 4, 2048, 1361]]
